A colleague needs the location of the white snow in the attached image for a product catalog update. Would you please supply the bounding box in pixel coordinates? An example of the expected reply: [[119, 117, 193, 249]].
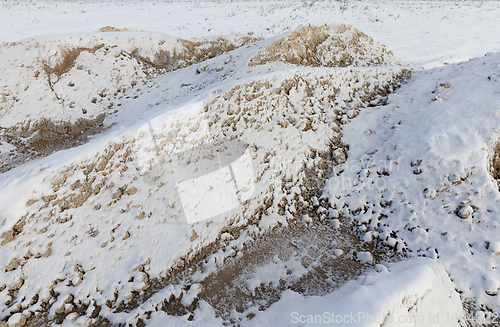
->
[[243, 255, 309, 296], [146, 300, 224, 327], [0, 143, 14, 154], [356, 251, 373, 264]]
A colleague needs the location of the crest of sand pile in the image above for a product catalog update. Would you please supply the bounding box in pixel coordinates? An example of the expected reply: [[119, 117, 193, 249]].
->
[[249, 24, 408, 67]]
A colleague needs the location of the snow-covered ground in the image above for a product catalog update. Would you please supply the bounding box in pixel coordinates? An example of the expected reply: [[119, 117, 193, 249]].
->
[[1, 1, 500, 326], [1, 0, 499, 68]]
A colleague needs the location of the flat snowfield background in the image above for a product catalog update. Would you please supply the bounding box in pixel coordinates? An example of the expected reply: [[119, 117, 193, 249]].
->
[[1, 0, 499, 68]]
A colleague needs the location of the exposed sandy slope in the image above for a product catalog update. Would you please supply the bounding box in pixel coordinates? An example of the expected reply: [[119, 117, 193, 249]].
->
[[249, 24, 406, 68]]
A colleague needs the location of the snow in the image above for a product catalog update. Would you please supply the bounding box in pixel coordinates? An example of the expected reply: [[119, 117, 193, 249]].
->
[[243, 255, 309, 296], [146, 300, 224, 327], [0, 143, 15, 154], [244, 258, 464, 327], [356, 251, 373, 264], [0, 0, 500, 326], [323, 51, 500, 313]]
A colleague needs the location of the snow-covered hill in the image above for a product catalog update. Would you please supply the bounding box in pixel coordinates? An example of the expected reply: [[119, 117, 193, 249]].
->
[[1, 1, 500, 327], [0, 24, 412, 326]]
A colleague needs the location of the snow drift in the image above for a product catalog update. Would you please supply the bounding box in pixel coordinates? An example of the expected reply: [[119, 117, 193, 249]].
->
[[245, 258, 464, 327]]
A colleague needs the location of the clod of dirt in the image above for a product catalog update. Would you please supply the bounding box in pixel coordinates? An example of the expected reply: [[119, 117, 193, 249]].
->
[[489, 142, 500, 189], [112, 186, 127, 200], [1, 218, 26, 245], [6, 313, 27, 327], [440, 82, 451, 89], [432, 82, 451, 94], [5, 258, 21, 272]]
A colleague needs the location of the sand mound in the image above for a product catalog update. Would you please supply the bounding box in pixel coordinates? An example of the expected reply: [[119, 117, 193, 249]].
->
[[249, 24, 407, 67], [0, 26, 411, 326], [0, 66, 409, 325], [0, 31, 260, 172]]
